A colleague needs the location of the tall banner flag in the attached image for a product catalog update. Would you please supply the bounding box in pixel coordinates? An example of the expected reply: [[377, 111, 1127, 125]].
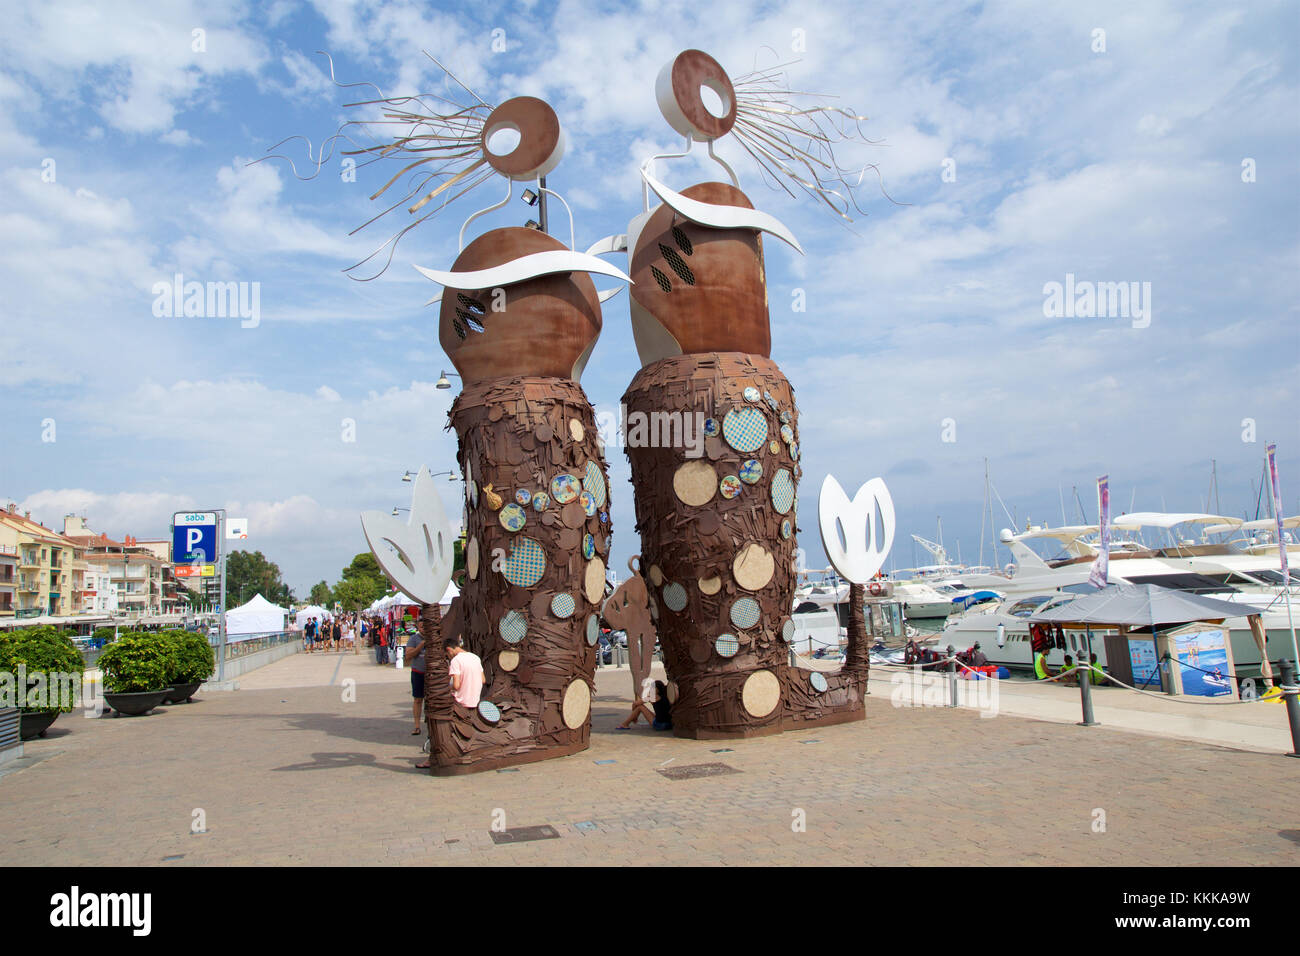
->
[[1266, 444, 1290, 584], [1088, 474, 1110, 589]]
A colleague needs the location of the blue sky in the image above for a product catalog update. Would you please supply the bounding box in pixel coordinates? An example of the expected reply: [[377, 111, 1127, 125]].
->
[[1, 0, 1297, 595]]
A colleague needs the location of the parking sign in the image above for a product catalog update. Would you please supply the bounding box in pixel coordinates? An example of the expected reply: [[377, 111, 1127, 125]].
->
[[173, 512, 218, 562]]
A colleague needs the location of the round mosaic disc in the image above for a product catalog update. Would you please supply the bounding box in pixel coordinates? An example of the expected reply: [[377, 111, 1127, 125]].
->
[[771, 469, 795, 514], [782, 618, 795, 642], [662, 582, 688, 612], [715, 633, 739, 658], [722, 407, 768, 453], [467, 537, 480, 580], [769, 440, 781, 455], [789, 442, 799, 460], [781, 518, 792, 539], [562, 679, 591, 729], [551, 592, 576, 618], [730, 596, 761, 630], [743, 386, 760, 402], [599, 511, 608, 523], [499, 503, 527, 532], [501, 538, 545, 588], [532, 491, 550, 511], [673, 459, 717, 507], [478, 700, 502, 723], [810, 672, 829, 693], [741, 670, 781, 718], [583, 460, 607, 508], [583, 533, 595, 559], [702, 417, 719, 437], [580, 490, 598, 516], [739, 459, 763, 484], [719, 475, 742, 499], [585, 614, 600, 646], [499, 610, 527, 644], [781, 410, 791, 424], [515, 488, 531, 506], [550, 473, 580, 503], [780, 424, 794, 444]]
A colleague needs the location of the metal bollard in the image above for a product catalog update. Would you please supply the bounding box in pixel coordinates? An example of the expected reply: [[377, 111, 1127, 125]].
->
[[947, 646, 958, 708], [1077, 666, 1098, 726], [1278, 660, 1300, 758]]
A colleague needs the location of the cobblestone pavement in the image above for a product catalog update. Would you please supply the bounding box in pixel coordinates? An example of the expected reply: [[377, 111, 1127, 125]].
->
[[4, 651, 1297, 866]]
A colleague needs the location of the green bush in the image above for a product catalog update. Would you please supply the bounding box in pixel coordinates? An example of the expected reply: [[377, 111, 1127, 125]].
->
[[0, 626, 85, 713], [91, 626, 115, 642], [165, 629, 214, 683], [97, 632, 171, 693]]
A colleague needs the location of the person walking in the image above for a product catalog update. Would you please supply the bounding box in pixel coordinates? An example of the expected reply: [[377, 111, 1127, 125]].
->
[[404, 627, 428, 735]]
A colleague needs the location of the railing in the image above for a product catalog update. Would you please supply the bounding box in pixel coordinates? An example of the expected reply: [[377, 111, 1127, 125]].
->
[[216, 630, 298, 661]]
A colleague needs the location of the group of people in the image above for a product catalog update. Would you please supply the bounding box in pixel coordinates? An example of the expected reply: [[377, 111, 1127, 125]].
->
[[302, 613, 361, 654], [1034, 647, 1106, 685], [403, 626, 484, 770]]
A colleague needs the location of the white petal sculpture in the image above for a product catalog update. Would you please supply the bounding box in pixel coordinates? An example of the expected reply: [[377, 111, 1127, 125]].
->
[[817, 474, 896, 585], [360, 466, 456, 605]]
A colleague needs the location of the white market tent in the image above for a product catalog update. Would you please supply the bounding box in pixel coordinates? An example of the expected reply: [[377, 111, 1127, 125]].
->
[[294, 605, 333, 627], [225, 594, 289, 641], [439, 580, 459, 607]]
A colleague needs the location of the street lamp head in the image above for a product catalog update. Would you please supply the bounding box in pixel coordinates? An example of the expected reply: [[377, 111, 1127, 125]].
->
[[436, 369, 460, 390], [521, 188, 539, 206], [524, 219, 542, 231], [401, 470, 415, 482]]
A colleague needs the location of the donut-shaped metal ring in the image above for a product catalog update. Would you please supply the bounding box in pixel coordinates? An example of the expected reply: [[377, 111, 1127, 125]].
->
[[480, 96, 566, 180], [655, 49, 737, 142]]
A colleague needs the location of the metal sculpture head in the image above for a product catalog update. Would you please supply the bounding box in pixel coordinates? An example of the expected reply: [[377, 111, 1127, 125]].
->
[[818, 474, 896, 585]]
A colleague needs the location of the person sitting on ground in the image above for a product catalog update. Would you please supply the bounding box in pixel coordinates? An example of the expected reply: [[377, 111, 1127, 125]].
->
[[968, 642, 989, 668], [1059, 654, 1078, 686], [1088, 653, 1106, 686], [1033, 646, 1054, 680], [651, 680, 672, 731]]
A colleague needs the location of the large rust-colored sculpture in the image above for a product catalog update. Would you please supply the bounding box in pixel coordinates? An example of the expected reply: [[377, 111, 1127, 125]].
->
[[614, 50, 884, 738]]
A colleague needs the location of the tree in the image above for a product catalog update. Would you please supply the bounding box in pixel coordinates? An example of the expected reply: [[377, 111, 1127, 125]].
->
[[333, 552, 389, 611], [308, 580, 333, 606], [225, 550, 294, 607]]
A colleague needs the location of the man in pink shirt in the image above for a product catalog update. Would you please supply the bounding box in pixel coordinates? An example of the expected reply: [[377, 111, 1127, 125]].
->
[[445, 635, 484, 708]]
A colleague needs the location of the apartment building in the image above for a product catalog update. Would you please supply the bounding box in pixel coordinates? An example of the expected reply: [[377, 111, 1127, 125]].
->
[[0, 504, 82, 618]]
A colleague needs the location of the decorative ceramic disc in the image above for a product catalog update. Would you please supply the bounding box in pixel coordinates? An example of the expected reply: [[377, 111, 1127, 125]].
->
[[780, 424, 794, 444], [569, 419, 585, 441], [515, 488, 531, 506], [583, 533, 595, 559], [732, 543, 774, 591], [789, 441, 799, 460], [499, 503, 527, 532], [468, 480, 479, 508], [499, 610, 527, 644], [743, 386, 760, 402], [478, 700, 502, 722], [673, 460, 717, 507], [730, 596, 761, 630], [562, 679, 591, 729], [662, 582, 688, 612], [467, 537, 480, 579], [702, 417, 719, 437], [722, 407, 768, 453], [715, 633, 739, 657], [698, 576, 721, 595], [810, 672, 829, 693], [771, 469, 795, 514], [584, 557, 606, 604], [586, 614, 600, 646], [719, 475, 742, 499], [498, 649, 520, 671], [741, 670, 780, 718], [583, 460, 607, 508], [780, 410, 791, 424], [739, 459, 763, 484], [501, 538, 545, 588], [781, 518, 792, 539], [550, 474, 580, 503], [551, 592, 576, 618], [580, 491, 598, 516], [532, 491, 550, 511], [769, 440, 781, 455], [782, 618, 795, 642]]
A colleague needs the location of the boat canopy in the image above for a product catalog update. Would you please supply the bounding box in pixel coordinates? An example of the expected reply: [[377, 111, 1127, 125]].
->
[[1204, 515, 1300, 535], [1110, 512, 1241, 531]]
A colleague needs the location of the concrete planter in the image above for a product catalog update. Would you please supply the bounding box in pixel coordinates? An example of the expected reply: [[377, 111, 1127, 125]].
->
[[19, 710, 59, 739], [104, 689, 170, 717], [162, 681, 203, 704]]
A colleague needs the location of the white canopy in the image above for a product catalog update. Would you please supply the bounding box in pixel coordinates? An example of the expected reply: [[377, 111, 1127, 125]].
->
[[294, 605, 332, 626], [440, 580, 459, 606], [225, 594, 289, 640], [1110, 512, 1240, 531]]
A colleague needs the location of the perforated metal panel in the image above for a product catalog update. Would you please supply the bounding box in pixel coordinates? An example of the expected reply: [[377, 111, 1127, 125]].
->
[[0, 707, 20, 754]]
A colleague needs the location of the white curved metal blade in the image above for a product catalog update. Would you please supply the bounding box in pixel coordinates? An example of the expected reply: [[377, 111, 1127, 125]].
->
[[412, 250, 632, 292], [641, 170, 804, 254], [818, 474, 896, 585], [360, 466, 455, 605]]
